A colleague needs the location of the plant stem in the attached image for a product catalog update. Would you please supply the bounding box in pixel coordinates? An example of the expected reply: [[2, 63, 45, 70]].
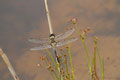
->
[[81, 39, 92, 75], [68, 44, 75, 80], [102, 60, 104, 80], [57, 60, 64, 80], [45, 57, 56, 80], [46, 49, 57, 68], [65, 55, 70, 78], [60, 50, 70, 79], [52, 69, 59, 80], [72, 21, 92, 75], [0, 48, 20, 80], [94, 38, 104, 80]]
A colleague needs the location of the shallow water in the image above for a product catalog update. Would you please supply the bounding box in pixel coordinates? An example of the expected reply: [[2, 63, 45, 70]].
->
[[0, 0, 120, 80]]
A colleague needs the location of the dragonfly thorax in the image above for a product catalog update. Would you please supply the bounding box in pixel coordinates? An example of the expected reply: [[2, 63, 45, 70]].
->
[[49, 34, 57, 47]]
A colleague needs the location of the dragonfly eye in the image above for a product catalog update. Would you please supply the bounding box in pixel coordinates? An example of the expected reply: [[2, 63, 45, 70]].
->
[[50, 34, 55, 37], [50, 34, 55, 39]]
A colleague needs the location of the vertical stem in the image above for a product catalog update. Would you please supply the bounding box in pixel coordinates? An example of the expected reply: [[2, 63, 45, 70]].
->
[[102, 60, 104, 80], [92, 47, 96, 80], [52, 69, 60, 80], [82, 40, 92, 75], [45, 57, 55, 80], [96, 48, 102, 69], [53, 48, 64, 80], [68, 44, 75, 80], [65, 55, 70, 78], [72, 22, 92, 75], [93, 47, 100, 80], [61, 50, 70, 79], [46, 49, 57, 68], [46, 49, 63, 80], [74, 23, 81, 34], [94, 38, 104, 80], [56, 57, 62, 80], [44, 0, 53, 34]]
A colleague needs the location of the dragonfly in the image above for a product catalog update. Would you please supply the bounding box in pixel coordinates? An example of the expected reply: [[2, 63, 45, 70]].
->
[[29, 1, 77, 79], [28, 0, 77, 66], [28, 0, 77, 53]]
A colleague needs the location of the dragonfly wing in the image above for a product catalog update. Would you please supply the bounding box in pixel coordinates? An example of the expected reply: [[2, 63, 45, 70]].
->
[[28, 38, 49, 43], [30, 44, 52, 50], [55, 28, 75, 41], [56, 38, 78, 47]]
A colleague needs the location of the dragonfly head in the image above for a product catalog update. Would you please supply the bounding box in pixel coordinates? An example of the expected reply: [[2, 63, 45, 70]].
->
[[50, 34, 55, 39]]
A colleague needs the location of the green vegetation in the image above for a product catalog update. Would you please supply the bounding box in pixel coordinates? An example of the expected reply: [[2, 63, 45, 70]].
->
[[40, 18, 104, 80]]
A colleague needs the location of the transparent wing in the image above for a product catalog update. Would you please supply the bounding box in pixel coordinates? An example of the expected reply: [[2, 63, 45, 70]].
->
[[55, 28, 75, 41], [30, 44, 51, 50], [56, 38, 77, 47], [28, 38, 49, 43]]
